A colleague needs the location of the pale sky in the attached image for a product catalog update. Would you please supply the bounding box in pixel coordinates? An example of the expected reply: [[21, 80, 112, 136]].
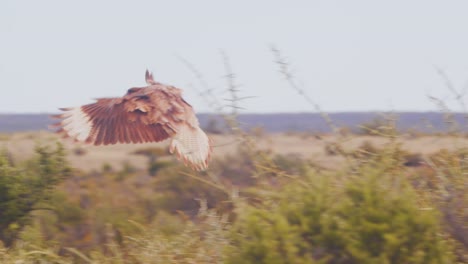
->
[[1, 0, 468, 113]]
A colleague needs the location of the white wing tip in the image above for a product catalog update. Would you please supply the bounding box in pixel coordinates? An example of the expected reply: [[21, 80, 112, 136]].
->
[[52, 107, 93, 143]]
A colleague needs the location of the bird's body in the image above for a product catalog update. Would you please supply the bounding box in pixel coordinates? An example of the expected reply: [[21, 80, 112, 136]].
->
[[52, 70, 212, 171]]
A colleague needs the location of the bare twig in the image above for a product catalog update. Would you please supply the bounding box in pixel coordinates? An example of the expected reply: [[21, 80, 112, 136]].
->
[[271, 46, 339, 134], [176, 54, 224, 112]]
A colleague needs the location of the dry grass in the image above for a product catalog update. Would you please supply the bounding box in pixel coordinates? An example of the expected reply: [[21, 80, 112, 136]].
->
[[2, 130, 467, 172]]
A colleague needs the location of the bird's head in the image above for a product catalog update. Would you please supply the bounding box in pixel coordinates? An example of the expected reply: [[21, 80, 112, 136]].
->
[[127, 87, 143, 94], [127, 87, 151, 99], [125, 87, 151, 100]]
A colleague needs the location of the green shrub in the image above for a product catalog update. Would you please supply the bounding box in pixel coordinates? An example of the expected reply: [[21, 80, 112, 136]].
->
[[337, 167, 451, 264], [152, 166, 230, 215], [133, 147, 173, 176], [0, 143, 71, 247], [226, 154, 453, 264], [86, 204, 229, 264], [415, 148, 468, 262]]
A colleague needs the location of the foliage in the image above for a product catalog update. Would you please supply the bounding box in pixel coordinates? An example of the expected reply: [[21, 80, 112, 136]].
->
[[413, 148, 468, 262], [152, 166, 230, 215], [91, 204, 229, 264], [226, 147, 454, 264], [324, 141, 344, 156], [350, 140, 379, 159], [0, 206, 229, 264], [358, 117, 397, 136], [210, 145, 257, 187], [0, 243, 73, 264], [337, 167, 451, 263], [272, 153, 311, 176], [133, 147, 173, 176], [0, 143, 71, 247]]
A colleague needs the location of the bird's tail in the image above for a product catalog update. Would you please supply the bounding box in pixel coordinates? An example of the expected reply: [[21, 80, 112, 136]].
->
[[169, 126, 212, 171]]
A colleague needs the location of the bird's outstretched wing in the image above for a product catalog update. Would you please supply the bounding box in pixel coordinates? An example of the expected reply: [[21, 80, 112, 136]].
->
[[52, 70, 212, 171], [51, 97, 172, 146]]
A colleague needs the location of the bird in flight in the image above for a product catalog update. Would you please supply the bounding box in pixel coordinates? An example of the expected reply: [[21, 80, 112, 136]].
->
[[52, 70, 212, 171]]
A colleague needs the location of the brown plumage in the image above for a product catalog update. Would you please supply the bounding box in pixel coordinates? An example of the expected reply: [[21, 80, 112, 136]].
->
[[51, 70, 212, 171]]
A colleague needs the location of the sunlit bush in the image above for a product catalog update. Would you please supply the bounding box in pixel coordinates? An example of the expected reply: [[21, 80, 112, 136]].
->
[[226, 147, 454, 264]]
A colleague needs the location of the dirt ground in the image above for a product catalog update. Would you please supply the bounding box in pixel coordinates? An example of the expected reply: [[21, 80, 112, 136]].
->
[[1, 130, 467, 172]]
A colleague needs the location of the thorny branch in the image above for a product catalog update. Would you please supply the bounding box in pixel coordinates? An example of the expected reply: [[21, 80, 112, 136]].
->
[[271, 46, 339, 134], [176, 54, 224, 112]]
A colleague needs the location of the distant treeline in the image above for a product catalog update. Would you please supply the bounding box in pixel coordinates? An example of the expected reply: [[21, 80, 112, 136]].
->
[[0, 112, 466, 133]]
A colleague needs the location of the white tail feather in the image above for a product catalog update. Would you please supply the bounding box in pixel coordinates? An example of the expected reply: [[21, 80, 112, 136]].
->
[[169, 126, 212, 171]]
